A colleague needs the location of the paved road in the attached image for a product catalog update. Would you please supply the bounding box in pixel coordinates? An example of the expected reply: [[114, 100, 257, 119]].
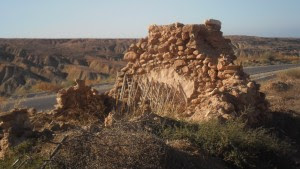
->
[[1, 83, 114, 112], [1, 64, 300, 112], [243, 63, 300, 75]]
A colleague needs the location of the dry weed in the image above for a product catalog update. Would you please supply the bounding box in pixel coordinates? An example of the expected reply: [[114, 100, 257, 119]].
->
[[278, 68, 300, 80], [50, 126, 167, 169], [31, 82, 63, 92], [260, 70, 300, 113]]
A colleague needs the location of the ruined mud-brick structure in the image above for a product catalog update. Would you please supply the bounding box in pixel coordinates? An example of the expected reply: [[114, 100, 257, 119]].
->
[[109, 19, 268, 122], [54, 79, 107, 122]]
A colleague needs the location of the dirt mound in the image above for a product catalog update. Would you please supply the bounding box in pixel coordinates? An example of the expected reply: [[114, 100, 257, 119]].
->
[[109, 19, 268, 123]]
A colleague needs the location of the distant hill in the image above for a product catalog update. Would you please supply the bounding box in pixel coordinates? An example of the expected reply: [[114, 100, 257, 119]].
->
[[0, 36, 299, 96], [0, 39, 136, 96], [227, 35, 300, 57]]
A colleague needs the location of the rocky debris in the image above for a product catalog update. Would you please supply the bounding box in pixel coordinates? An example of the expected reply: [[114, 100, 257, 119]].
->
[[53, 79, 107, 124], [0, 79, 111, 159], [0, 109, 32, 158], [109, 19, 268, 123], [0, 79, 110, 158]]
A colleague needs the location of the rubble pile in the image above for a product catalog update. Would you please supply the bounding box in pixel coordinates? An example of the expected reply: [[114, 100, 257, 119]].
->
[[0, 109, 32, 158], [109, 19, 268, 122], [54, 79, 107, 123], [0, 80, 110, 159]]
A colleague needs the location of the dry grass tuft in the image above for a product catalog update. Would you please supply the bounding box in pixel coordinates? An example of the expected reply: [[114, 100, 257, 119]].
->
[[31, 82, 63, 92], [260, 68, 300, 114], [235, 52, 300, 66], [50, 126, 168, 169], [278, 68, 300, 80]]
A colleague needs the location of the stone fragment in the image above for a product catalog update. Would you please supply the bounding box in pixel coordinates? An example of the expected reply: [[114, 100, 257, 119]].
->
[[174, 60, 186, 68], [140, 59, 146, 64], [205, 19, 222, 31], [178, 51, 184, 56], [203, 58, 212, 64], [202, 65, 208, 73], [163, 52, 172, 60], [196, 54, 205, 60], [137, 68, 145, 74], [224, 65, 241, 70], [247, 82, 255, 88], [140, 52, 150, 60], [182, 66, 190, 73], [224, 70, 238, 74], [158, 43, 169, 53], [124, 51, 138, 61], [182, 32, 189, 40], [187, 55, 196, 60], [205, 19, 221, 27], [176, 39, 184, 46], [217, 63, 225, 70], [178, 46, 185, 51], [193, 50, 199, 55]]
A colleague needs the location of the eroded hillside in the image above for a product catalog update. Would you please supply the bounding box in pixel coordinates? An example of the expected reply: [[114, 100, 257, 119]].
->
[[228, 36, 300, 65], [228, 36, 300, 57], [0, 37, 299, 96], [1, 20, 298, 168], [0, 39, 137, 96]]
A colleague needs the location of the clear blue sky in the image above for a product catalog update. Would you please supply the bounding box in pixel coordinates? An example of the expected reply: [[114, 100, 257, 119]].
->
[[1, 0, 299, 38]]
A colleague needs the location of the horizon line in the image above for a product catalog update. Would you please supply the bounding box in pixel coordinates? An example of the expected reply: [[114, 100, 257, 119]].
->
[[0, 34, 300, 39]]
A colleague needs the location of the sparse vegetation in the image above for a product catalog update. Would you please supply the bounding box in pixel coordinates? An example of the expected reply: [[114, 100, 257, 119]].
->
[[278, 68, 300, 79], [261, 68, 300, 113], [31, 82, 64, 92], [49, 127, 168, 169], [1, 114, 298, 169], [161, 119, 294, 169], [235, 51, 300, 66], [0, 139, 45, 169]]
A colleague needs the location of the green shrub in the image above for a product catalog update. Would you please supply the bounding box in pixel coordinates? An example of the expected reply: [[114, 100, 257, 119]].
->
[[161, 119, 293, 169]]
